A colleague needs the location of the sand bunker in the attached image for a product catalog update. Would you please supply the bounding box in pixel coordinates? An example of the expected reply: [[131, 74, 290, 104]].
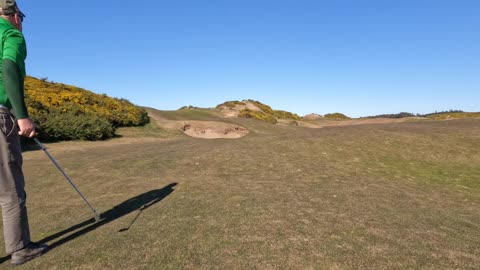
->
[[182, 121, 249, 139], [148, 112, 249, 139]]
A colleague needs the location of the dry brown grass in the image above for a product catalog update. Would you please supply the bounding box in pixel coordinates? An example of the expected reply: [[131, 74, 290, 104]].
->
[[0, 114, 478, 269]]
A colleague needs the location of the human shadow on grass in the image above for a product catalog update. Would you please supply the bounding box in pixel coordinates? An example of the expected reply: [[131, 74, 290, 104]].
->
[[0, 183, 178, 264], [43, 183, 177, 251]]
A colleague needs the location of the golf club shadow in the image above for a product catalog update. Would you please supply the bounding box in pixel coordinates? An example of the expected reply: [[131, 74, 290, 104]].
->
[[0, 255, 7, 264], [37, 182, 178, 251]]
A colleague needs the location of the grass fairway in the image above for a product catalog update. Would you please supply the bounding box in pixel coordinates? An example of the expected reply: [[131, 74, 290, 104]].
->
[[0, 116, 479, 269]]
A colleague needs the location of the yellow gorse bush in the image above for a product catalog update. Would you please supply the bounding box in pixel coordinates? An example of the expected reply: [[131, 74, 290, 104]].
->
[[23, 76, 149, 141]]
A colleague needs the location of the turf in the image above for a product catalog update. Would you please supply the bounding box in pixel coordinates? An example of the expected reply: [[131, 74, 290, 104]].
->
[[0, 116, 478, 269]]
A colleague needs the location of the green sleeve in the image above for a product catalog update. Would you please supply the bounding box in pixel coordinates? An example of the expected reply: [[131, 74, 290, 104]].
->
[[2, 28, 27, 76], [2, 59, 28, 119]]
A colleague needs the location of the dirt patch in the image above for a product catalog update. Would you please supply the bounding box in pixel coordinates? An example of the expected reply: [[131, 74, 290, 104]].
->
[[182, 121, 249, 139]]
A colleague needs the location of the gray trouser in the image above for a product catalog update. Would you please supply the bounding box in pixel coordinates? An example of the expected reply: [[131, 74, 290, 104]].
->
[[0, 107, 30, 254]]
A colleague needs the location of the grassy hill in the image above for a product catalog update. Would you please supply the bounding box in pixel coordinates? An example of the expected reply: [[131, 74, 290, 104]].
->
[[24, 76, 149, 141], [217, 100, 301, 124], [426, 111, 480, 119], [363, 110, 480, 120]]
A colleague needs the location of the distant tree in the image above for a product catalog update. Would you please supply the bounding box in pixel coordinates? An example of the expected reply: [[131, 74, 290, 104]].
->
[[419, 110, 465, 117], [363, 112, 415, 119]]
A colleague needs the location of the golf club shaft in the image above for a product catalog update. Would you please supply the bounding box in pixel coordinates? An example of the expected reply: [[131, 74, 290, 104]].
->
[[34, 138, 100, 220]]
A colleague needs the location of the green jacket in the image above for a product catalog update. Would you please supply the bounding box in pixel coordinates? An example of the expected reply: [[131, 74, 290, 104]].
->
[[0, 17, 28, 119]]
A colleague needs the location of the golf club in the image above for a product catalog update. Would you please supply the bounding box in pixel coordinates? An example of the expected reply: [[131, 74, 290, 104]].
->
[[34, 138, 101, 222]]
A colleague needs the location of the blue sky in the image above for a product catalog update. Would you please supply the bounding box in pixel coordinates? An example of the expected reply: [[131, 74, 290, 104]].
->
[[20, 0, 479, 117]]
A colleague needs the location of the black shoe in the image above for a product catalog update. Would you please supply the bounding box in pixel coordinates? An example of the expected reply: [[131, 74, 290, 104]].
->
[[11, 242, 49, 266]]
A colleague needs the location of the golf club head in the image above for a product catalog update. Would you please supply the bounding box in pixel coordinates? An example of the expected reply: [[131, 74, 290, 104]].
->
[[94, 214, 101, 223]]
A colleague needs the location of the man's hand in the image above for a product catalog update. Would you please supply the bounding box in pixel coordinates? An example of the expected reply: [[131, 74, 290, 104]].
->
[[17, 118, 36, 138]]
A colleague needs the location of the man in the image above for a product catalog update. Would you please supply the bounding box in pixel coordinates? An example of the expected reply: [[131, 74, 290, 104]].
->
[[0, 0, 48, 266]]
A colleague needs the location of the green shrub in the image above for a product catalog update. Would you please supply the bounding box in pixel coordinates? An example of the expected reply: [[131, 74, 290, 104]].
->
[[324, 113, 350, 119], [32, 103, 114, 141]]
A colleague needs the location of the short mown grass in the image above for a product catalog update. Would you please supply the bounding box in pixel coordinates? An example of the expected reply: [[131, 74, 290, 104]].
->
[[150, 107, 222, 121], [1, 117, 479, 269]]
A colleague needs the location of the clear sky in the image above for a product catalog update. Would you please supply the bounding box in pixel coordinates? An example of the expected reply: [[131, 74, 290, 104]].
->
[[19, 0, 479, 117]]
